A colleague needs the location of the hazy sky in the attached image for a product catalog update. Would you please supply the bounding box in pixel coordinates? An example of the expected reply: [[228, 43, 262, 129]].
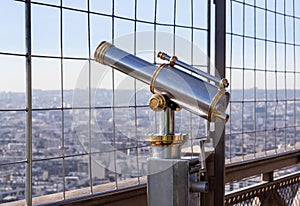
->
[[0, 0, 300, 92]]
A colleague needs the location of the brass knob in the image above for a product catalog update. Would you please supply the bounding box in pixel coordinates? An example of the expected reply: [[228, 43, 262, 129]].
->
[[157, 51, 167, 60], [219, 78, 229, 89], [169, 56, 178, 67], [149, 94, 166, 112]]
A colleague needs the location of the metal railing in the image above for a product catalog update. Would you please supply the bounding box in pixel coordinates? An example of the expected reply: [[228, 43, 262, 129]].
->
[[224, 149, 300, 205], [226, 0, 300, 161], [1, 0, 300, 205], [225, 172, 300, 206], [0, 0, 211, 204], [224, 0, 300, 204]]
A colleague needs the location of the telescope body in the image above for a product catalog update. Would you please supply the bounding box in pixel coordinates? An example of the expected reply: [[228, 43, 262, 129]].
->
[[94, 41, 229, 122]]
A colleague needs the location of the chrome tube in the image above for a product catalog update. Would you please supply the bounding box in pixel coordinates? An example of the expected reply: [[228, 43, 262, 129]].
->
[[94, 41, 230, 122]]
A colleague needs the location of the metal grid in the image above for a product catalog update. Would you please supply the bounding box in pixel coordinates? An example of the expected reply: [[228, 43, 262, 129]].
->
[[0, 0, 210, 204], [225, 172, 300, 206], [226, 0, 300, 162]]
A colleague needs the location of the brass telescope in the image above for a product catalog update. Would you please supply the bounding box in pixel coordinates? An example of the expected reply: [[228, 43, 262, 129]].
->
[[94, 41, 230, 205], [94, 41, 230, 123]]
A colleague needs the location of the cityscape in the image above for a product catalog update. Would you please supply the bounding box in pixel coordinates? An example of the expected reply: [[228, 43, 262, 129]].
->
[[0, 88, 300, 203]]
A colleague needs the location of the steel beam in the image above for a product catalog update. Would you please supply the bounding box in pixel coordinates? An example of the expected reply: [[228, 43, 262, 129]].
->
[[214, 0, 226, 205], [25, 0, 33, 205]]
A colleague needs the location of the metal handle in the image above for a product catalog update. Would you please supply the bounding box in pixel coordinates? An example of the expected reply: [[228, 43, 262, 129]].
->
[[157, 51, 229, 89], [190, 181, 209, 193]]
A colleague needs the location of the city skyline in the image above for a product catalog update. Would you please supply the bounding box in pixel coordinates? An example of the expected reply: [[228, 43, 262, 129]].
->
[[1, 88, 300, 202]]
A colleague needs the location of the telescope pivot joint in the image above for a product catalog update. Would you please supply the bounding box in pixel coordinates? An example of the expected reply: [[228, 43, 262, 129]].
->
[[149, 93, 166, 112]]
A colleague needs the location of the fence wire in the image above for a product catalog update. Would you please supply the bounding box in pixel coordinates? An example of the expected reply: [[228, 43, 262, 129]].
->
[[0, 0, 210, 204], [226, 0, 300, 162], [1, 0, 300, 204]]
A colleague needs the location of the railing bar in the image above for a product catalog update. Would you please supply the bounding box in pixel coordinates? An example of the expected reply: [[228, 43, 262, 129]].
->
[[284, 0, 287, 152], [133, 0, 141, 185], [87, 0, 94, 194], [111, 0, 118, 190], [253, 0, 257, 158], [0, 51, 26, 57], [293, 0, 297, 151], [25, 105, 150, 111], [227, 66, 300, 73], [15, 0, 209, 31], [225, 171, 300, 203], [226, 32, 300, 47], [241, 0, 245, 160], [25, 0, 33, 204], [273, 0, 278, 155], [0, 160, 27, 167], [230, 0, 300, 20], [59, 0, 66, 199], [264, 103, 268, 155], [229, 0, 233, 162]]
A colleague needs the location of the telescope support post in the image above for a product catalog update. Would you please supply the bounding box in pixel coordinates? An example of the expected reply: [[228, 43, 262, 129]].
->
[[94, 41, 229, 206], [148, 105, 208, 206], [165, 107, 174, 136]]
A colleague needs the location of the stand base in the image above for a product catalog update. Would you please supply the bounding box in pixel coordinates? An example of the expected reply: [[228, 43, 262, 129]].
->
[[147, 158, 200, 206]]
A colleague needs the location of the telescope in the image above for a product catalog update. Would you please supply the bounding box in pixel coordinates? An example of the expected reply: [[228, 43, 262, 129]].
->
[[95, 41, 229, 122], [94, 41, 230, 206]]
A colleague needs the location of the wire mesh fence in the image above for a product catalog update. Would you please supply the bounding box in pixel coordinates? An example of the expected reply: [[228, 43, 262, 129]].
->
[[0, 0, 211, 204], [225, 0, 300, 204], [226, 0, 300, 162], [225, 172, 300, 206], [1, 0, 300, 204]]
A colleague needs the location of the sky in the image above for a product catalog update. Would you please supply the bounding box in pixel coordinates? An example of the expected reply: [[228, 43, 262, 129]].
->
[[0, 0, 300, 92]]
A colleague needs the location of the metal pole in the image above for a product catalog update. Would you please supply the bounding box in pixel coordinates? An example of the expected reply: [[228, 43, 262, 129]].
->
[[214, 0, 226, 205], [25, 0, 33, 205], [164, 108, 174, 135]]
